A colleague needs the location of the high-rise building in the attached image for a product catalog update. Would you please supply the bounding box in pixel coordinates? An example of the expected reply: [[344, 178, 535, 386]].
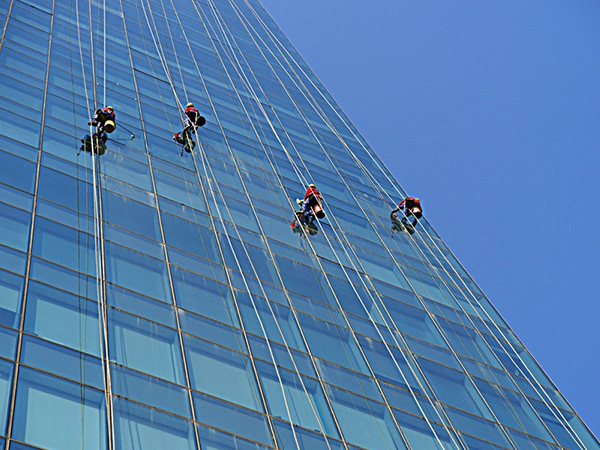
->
[[0, 0, 596, 449]]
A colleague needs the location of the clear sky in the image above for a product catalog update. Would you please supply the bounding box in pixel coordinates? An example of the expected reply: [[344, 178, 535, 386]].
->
[[261, 0, 600, 439]]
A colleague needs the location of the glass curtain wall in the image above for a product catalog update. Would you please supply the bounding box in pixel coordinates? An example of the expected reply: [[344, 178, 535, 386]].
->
[[0, 0, 597, 449]]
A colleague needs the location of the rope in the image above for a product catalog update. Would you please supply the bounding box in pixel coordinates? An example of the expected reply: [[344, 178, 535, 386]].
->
[[75, 0, 115, 446]]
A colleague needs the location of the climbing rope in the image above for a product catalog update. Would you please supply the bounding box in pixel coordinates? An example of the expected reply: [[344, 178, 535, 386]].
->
[[75, 0, 115, 446]]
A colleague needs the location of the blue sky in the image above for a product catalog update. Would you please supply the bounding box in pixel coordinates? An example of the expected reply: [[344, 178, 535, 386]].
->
[[261, 0, 600, 439]]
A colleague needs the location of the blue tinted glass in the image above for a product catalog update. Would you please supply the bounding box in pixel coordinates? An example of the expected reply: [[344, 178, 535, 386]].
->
[[0, 359, 13, 436], [179, 310, 245, 352], [238, 295, 305, 351], [184, 335, 261, 410], [273, 420, 345, 450], [104, 242, 170, 302], [198, 424, 273, 450], [193, 392, 274, 447], [102, 191, 161, 240], [0, 269, 24, 329], [28, 257, 97, 298], [112, 364, 191, 418], [24, 282, 101, 355], [0, 326, 17, 359], [328, 386, 407, 450], [0, 150, 37, 194], [106, 284, 176, 328], [297, 313, 368, 374], [162, 212, 218, 261], [445, 406, 512, 448], [32, 217, 95, 274], [256, 361, 338, 438], [395, 410, 455, 450], [171, 267, 238, 326], [247, 335, 316, 378], [12, 367, 106, 450], [418, 358, 492, 419], [0, 202, 31, 253], [114, 397, 196, 450], [20, 335, 104, 389], [108, 309, 185, 384]]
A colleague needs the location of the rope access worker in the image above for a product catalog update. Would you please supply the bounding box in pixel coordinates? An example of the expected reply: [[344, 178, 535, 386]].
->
[[81, 106, 114, 156], [299, 183, 325, 221], [89, 106, 116, 135], [174, 103, 206, 149], [393, 196, 422, 227]]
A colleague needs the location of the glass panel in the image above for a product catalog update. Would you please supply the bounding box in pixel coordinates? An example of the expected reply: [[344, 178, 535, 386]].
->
[[106, 284, 176, 328], [0, 359, 13, 436], [0, 150, 37, 194], [328, 386, 407, 450], [193, 392, 274, 447], [20, 333, 104, 389], [102, 191, 161, 240], [171, 266, 238, 326], [273, 420, 345, 450], [256, 361, 338, 438], [445, 406, 512, 449], [0, 326, 17, 359], [111, 364, 191, 418], [24, 282, 101, 355], [12, 367, 106, 450], [417, 358, 492, 419], [297, 313, 368, 375], [184, 335, 261, 411], [104, 242, 170, 302], [108, 309, 185, 384], [0, 269, 24, 329], [0, 202, 31, 252], [32, 217, 95, 274], [114, 397, 197, 450], [198, 424, 273, 450]]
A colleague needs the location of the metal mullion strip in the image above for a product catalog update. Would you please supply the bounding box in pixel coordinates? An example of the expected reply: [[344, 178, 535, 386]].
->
[[115, 1, 201, 448], [0, 0, 15, 51], [4, 0, 56, 446]]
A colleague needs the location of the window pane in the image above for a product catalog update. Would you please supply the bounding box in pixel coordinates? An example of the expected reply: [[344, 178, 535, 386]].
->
[[256, 361, 338, 438], [105, 242, 170, 302], [24, 282, 101, 355], [193, 392, 274, 447], [20, 335, 104, 389], [112, 364, 191, 418], [184, 335, 261, 411], [0, 202, 31, 252], [0, 359, 14, 436], [0, 150, 37, 194], [114, 397, 196, 450], [328, 387, 407, 450], [108, 309, 185, 384], [32, 217, 95, 274], [12, 367, 106, 450], [0, 269, 24, 329]]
